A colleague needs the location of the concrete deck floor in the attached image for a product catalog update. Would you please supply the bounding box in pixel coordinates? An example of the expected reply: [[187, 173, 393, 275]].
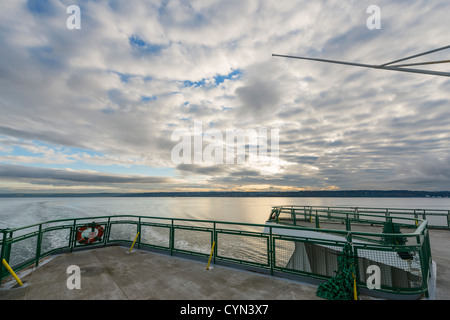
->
[[0, 245, 324, 300], [1, 229, 449, 300]]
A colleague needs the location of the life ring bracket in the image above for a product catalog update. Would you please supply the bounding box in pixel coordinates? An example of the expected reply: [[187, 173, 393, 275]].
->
[[75, 222, 105, 245]]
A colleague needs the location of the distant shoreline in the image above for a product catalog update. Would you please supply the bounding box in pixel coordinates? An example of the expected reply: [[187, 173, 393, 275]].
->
[[0, 190, 449, 198]]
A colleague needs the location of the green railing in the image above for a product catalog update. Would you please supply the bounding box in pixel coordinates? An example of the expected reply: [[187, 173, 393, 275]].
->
[[269, 205, 450, 229], [0, 212, 434, 298]]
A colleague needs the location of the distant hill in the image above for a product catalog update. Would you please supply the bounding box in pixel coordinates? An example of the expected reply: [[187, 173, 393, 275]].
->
[[0, 190, 449, 198]]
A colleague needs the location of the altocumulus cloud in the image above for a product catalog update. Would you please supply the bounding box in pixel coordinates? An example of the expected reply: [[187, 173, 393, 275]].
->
[[0, 164, 172, 185], [0, 0, 449, 193]]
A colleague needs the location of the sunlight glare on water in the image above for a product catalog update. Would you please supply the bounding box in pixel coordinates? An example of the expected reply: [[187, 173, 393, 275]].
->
[[1, 196, 450, 229]]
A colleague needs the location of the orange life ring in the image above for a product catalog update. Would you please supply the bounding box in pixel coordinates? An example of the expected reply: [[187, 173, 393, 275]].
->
[[270, 209, 278, 220], [76, 223, 104, 244]]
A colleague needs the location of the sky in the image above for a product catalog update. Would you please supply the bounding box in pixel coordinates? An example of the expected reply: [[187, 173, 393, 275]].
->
[[0, 0, 449, 194]]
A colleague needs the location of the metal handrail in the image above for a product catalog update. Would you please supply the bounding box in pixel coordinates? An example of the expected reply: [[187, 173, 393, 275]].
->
[[0, 213, 434, 298], [269, 205, 450, 229]]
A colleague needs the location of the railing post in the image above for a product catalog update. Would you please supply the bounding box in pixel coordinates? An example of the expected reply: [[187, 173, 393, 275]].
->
[[170, 219, 174, 256], [346, 213, 351, 231], [352, 243, 360, 293], [315, 210, 320, 229], [106, 217, 111, 245], [35, 224, 43, 267], [270, 226, 274, 276], [419, 230, 431, 297], [0, 229, 9, 286], [0, 229, 13, 286], [447, 210, 450, 229], [414, 210, 419, 227], [70, 219, 76, 252], [5, 230, 12, 265], [137, 217, 142, 250], [213, 222, 216, 265]]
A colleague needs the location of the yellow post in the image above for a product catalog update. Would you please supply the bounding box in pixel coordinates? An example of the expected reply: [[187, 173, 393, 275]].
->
[[353, 274, 358, 300], [205, 241, 215, 270], [2, 259, 23, 286], [129, 232, 140, 252]]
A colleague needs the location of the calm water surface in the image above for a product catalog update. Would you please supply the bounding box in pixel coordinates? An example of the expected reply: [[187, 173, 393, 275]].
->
[[1, 197, 449, 269], [1, 196, 449, 229]]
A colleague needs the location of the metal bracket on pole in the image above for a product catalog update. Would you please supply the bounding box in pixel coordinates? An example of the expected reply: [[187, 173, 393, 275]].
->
[[273, 45, 450, 77]]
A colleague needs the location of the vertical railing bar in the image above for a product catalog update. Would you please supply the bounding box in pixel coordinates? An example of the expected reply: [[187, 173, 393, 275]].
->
[[170, 219, 174, 256], [137, 217, 142, 250], [346, 212, 351, 231], [5, 230, 12, 265], [213, 222, 216, 266], [70, 219, 76, 252], [35, 223, 43, 267], [0, 229, 9, 285], [269, 225, 274, 276], [447, 210, 450, 229], [418, 236, 429, 297], [315, 210, 319, 229], [354, 246, 360, 287]]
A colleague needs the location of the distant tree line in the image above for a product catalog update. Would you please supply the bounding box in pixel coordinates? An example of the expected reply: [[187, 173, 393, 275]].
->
[[0, 190, 449, 198]]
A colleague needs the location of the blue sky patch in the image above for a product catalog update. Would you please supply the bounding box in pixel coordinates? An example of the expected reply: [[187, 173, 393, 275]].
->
[[114, 72, 133, 83], [26, 0, 56, 15], [183, 69, 242, 88], [129, 35, 167, 54], [214, 69, 242, 85], [141, 95, 157, 102]]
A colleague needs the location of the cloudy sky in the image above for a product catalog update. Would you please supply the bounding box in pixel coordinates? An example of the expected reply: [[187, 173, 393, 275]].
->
[[0, 0, 449, 193]]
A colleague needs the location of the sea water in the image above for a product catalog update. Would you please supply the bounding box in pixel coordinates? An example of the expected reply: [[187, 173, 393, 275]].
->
[[1, 197, 449, 268], [1, 196, 450, 229]]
